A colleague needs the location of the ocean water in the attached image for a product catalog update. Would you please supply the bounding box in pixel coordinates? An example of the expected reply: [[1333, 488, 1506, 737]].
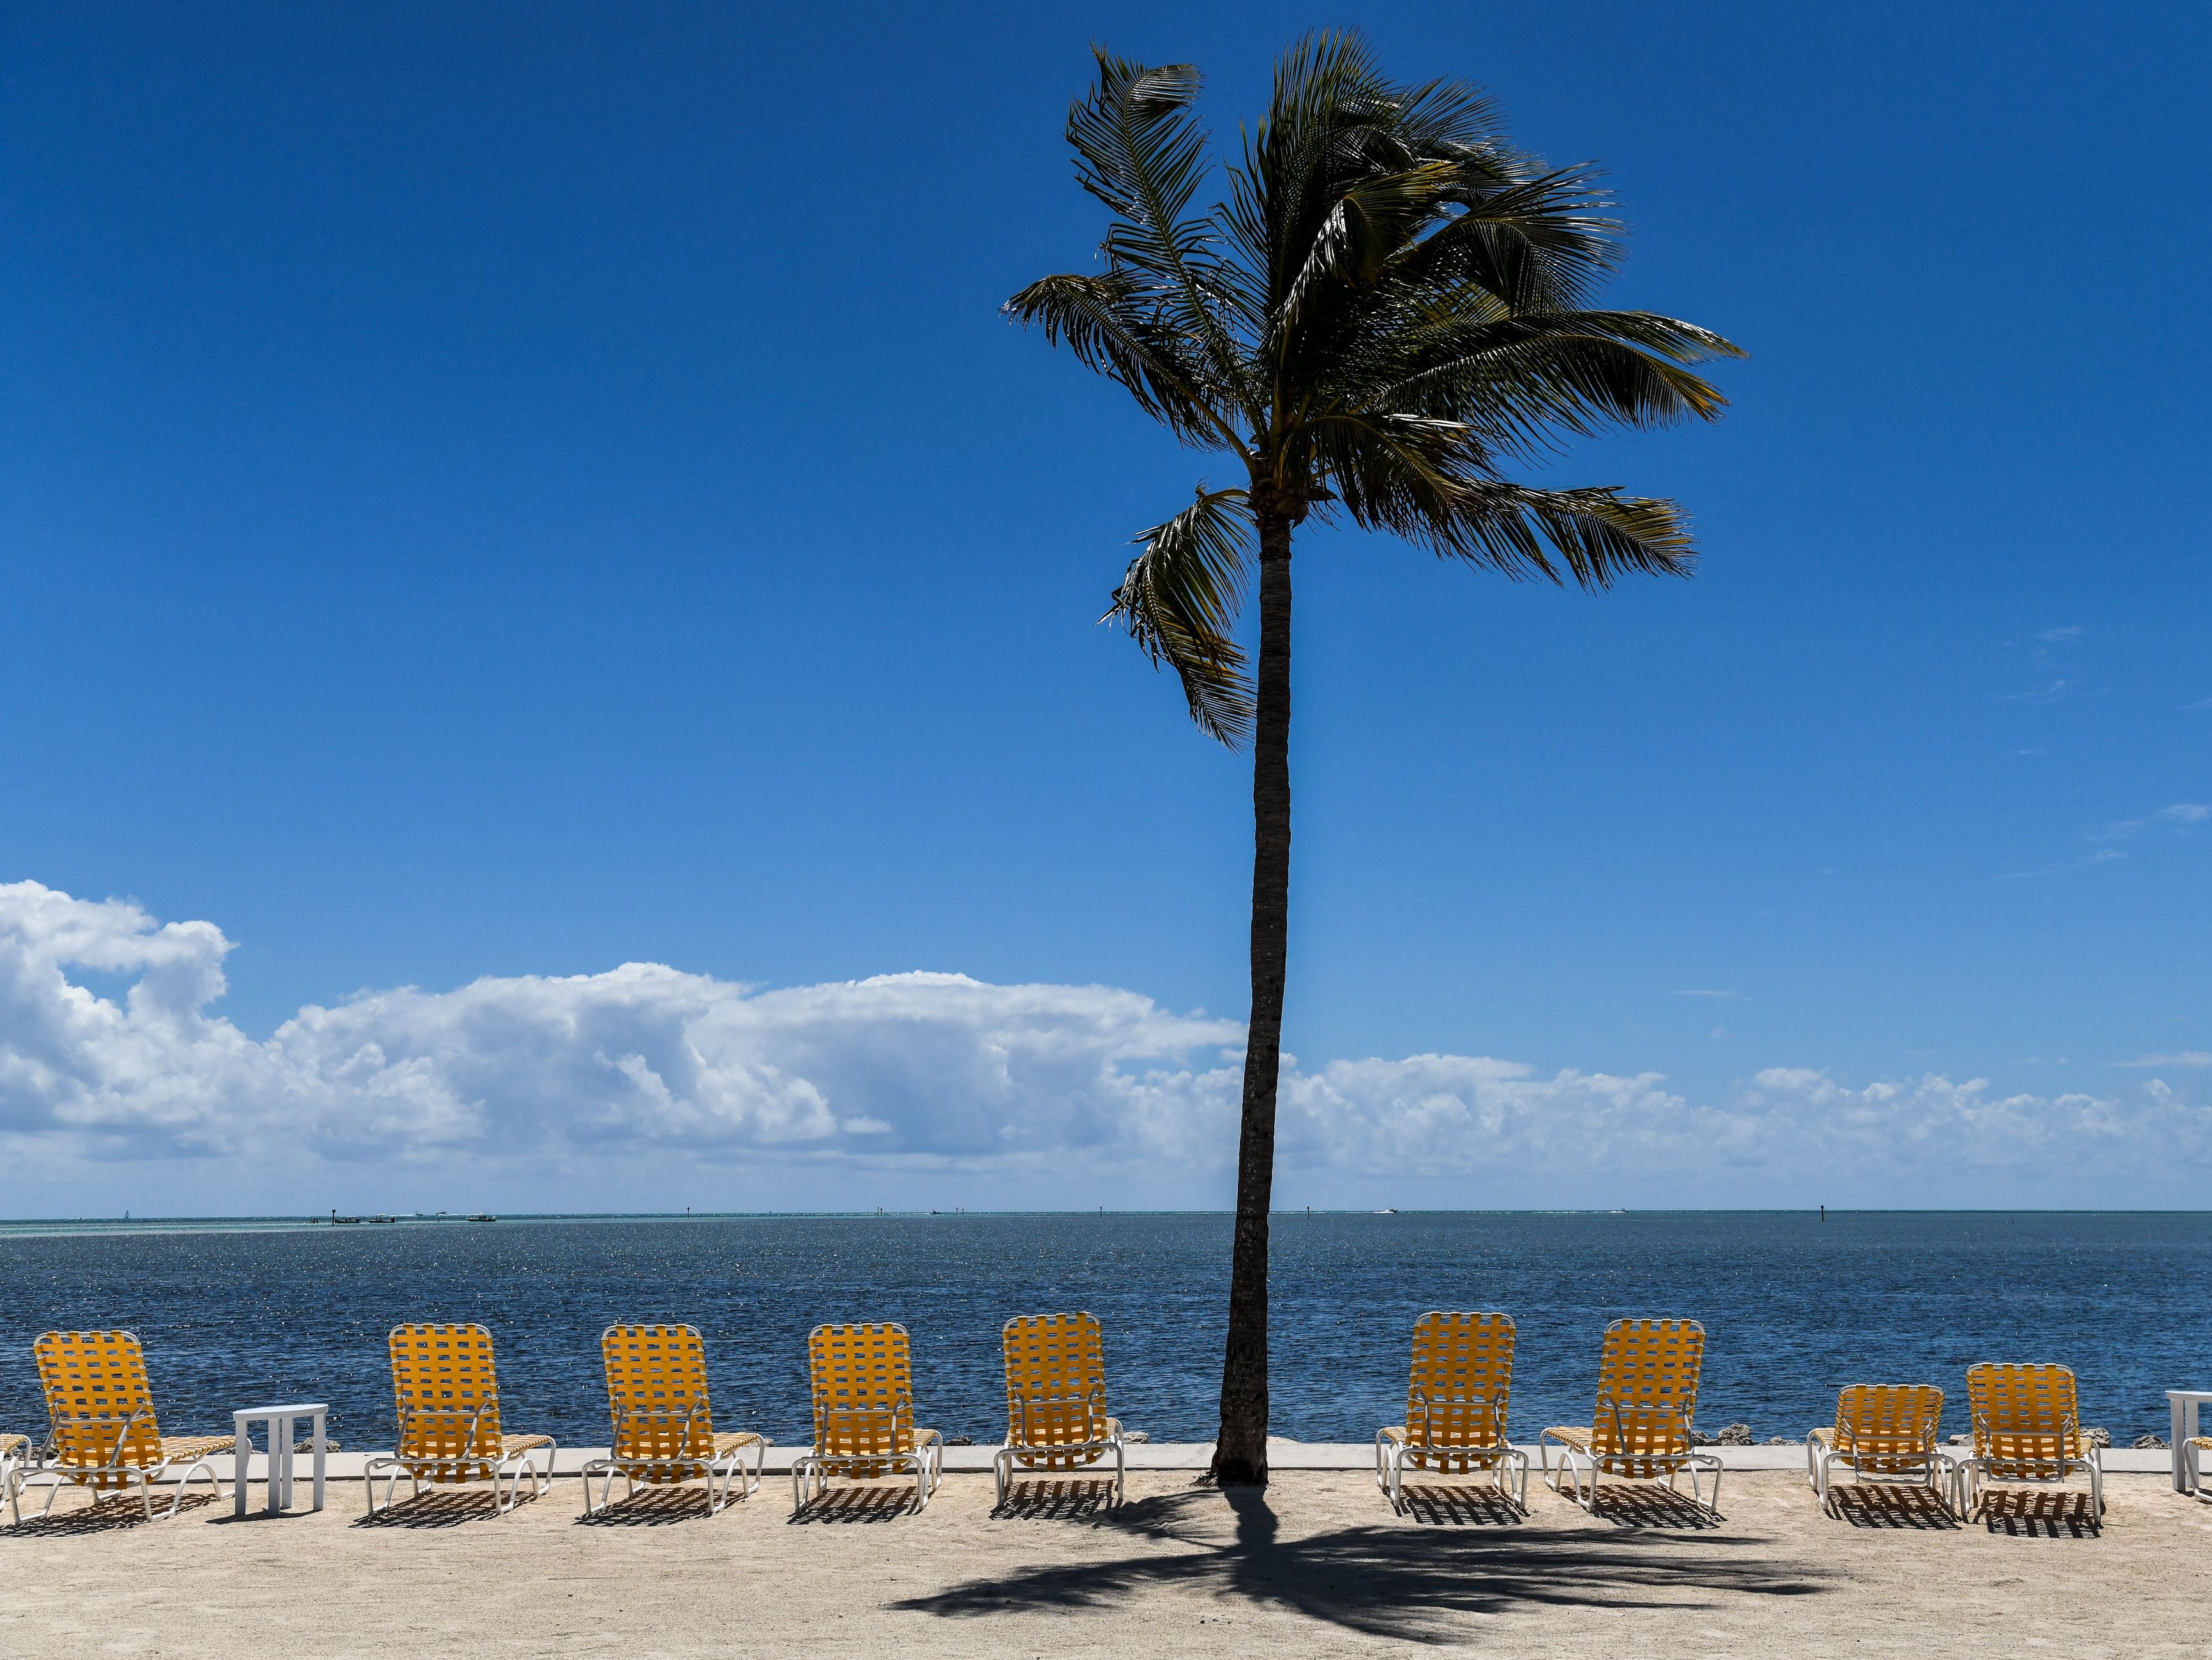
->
[[1, 1211, 2204, 1450]]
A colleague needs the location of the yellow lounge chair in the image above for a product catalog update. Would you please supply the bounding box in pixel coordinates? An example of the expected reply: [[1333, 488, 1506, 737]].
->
[[1806, 1384, 1948, 1507], [995, 1311, 1124, 1506], [792, 1322, 942, 1513], [1374, 1310, 1529, 1511], [27, 1330, 232, 1521], [365, 1324, 556, 1516], [2, 1431, 29, 1525], [582, 1324, 768, 1516], [1540, 1318, 1720, 1509], [1954, 1362, 2102, 1516]]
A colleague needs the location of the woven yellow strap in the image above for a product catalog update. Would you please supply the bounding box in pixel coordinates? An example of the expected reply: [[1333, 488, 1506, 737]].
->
[[809, 1322, 919, 1474], [1002, 1312, 1112, 1468], [1827, 1385, 1944, 1472], [36, 1331, 166, 1481], [1966, 1363, 2088, 1468]]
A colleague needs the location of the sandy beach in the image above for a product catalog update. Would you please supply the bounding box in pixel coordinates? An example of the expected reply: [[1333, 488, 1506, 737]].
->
[[0, 1465, 2190, 1657]]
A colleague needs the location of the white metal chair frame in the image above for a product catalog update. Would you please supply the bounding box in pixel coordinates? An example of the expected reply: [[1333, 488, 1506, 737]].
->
[[993, 1380, 1124, 1507], [1, 1433, 31, 1526], [790, 1393, 942, 1514], [1951, 1405, 2103, 1518], [24, 1408, 229, 1523], [363, 1403, 555, 1516], [581, 1402, 768, 1516], [1374, 1389, 1530, 1510], [1542, 1398, 1723, 1511], [2183, 1437, 2212, 1500]]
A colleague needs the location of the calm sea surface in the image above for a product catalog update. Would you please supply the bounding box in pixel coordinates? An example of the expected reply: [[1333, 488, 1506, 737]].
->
[[1, 1212, 2204, 1448]]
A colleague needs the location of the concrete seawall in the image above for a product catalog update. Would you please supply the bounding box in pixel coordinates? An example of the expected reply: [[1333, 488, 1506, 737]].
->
[[203, 1439, 2176, 1481]]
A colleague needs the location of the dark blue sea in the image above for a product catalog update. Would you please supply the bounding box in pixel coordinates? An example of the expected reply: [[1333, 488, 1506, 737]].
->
[[1, 1212, 2203, 1449]]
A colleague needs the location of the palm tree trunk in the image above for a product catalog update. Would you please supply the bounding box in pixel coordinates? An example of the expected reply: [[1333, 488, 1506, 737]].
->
[[1212, 504, 1293, 1487]]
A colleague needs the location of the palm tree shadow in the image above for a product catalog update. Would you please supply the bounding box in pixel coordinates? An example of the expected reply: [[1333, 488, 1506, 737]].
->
[[894, 1483, 1830, 1643]]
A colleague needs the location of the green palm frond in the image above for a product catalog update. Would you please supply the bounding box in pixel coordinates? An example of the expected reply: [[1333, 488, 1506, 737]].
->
[[1002, 271, 1233, 447], [1065, 50, 1260, 419], [1012, 28, 1739, 745], [1105, 487, 1256, 746]]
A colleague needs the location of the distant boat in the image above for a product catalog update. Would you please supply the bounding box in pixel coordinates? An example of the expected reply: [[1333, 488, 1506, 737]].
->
[[331, 1216, 363, 1226], [468, 1212, 497, 1222], [370, 1215, 396, 1224], [1376, 1208, 1398, 1215]]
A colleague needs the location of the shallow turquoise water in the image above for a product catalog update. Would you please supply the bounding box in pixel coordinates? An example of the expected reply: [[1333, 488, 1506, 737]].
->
[[1, 1211, 2202, 1448]]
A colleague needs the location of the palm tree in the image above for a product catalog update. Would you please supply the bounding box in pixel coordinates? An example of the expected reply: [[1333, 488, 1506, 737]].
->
[[1007, 33, 1742, 1486]]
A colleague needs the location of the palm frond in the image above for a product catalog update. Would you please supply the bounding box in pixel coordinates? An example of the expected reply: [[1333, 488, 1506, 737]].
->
[[1066, 50, 1260, 423], [1366, 311, 1743, 451], [1017, 29, 1738, 741], [1395, 471, 1696, 585], [1272, 162, 1458, 352], [1397, 166, 1625, 313], [1002, 273, 1235, 448], [1104, 487, 1256, 746]]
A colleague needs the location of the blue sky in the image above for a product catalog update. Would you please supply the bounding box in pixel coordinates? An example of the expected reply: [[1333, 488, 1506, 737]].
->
[[1, 2, 2206, 1211]]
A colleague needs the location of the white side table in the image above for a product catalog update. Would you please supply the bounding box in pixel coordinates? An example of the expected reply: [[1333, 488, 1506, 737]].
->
[[2166, 1391, 2212, 1493], [234, 1403, 329, 1518]]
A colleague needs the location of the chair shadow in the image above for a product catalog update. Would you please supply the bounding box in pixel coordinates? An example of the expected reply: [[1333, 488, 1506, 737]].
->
[[0, 1488, 224, 1536], [1826, 1484, 1959, 1530], [352, 1485, 541, 1528], [995, 1478, 1117, 1520], [1395, 1483, 1526, 1527], [789, 1483, 918, 1524], [896, 1481, 1826, 1644], [1583, 1484, 1724, 1530], [578, 1486, 733, 1526], [1975, 1488, 2102, 1538]]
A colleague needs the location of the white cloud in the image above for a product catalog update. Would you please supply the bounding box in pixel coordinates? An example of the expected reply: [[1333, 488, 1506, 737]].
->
[[2156, 804, 2210, 825], [0, 881, 1245, 1177], [1, 881, 2205, 1210], [2117, 1052, 2212, 1069]]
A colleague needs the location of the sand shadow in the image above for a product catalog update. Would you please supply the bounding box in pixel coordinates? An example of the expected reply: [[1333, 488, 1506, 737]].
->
[[995, 1477, 1117, 1520], [578, 1485, 739, 1526], [789, 1483, 919, 1524], [1826, 1484, 1959, 1530], [353, 1486, 542, 1528], [896, 1483, 1826, 1643], [0, 1487, 225, 1535], [1581, 1484, 1723, 1530], [1394, 1483, 1526, 1527], [1975, 1488, 2102, 1538]]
